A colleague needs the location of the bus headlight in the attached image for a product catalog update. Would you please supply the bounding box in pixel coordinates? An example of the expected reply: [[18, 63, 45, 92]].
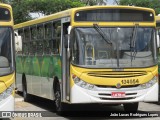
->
[[0, 84, 14, 101], [72, 74, 95, 90], [140, 76, 157, 89]]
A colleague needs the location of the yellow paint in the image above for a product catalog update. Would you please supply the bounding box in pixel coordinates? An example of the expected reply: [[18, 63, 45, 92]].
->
[[70, 75, 74, 88], [0, 3, 14, 26], [12, 90, 15, 97], [71, 6, 156, 27], [70, 65, 158, 87], [14, 6, 155, 29], [14, 9, 71, 29], [0, 72, 15, 93], [0, 82, 6, 94], [71, 23, 156, 27]]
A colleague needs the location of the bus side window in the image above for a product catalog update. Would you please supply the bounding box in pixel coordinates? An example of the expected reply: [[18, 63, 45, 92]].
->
[[52, 21, 61, 54], [37, 25, 44, 40], [44, 40, 50, 54], [31, 26, 37, 41], [44, 22, 52, 54], [23, 28, 30, 55], [18, 29, 24, 41], [45, 23, 52, 40], [30, 41, 36, 55], [55, 22, 61, 38], [30, 26, 37, 55], [24, 28, 30, 41], [37, 41, 43, 55], [23, 43, 29, 55]]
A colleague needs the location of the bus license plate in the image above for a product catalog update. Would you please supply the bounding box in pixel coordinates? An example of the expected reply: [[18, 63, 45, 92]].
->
[[111, 92, 125, 98]]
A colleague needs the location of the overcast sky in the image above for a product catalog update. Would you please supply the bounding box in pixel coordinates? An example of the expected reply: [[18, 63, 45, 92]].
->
[[107, 0, 115, 5]]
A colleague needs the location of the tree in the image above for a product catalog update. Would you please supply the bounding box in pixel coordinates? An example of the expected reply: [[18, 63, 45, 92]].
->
[[0, 0, 85, 24], [28, 0, 85, 15], [12, 0, 32, 24], [80, 0, 107, 5], [0, 0, 11, 3], [1, 0, 109, 24], [119, 0, 160, 15]]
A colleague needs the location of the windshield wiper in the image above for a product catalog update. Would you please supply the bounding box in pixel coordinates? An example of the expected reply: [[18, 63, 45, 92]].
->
[[93, 24, 115, 67], [93, 24, 112, 45], [130, 23, 139, 65]]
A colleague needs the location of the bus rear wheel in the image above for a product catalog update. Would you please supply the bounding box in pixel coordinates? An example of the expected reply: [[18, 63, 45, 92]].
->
[[123, 102, 139, 112]]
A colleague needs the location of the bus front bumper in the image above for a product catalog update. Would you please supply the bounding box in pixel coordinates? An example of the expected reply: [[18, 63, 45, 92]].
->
[[70, 83, 159, 104], [0, 95, 14, 111]]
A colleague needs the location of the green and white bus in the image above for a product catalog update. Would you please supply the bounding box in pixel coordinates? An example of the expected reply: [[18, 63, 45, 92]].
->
[[15, 6, 158, 112]]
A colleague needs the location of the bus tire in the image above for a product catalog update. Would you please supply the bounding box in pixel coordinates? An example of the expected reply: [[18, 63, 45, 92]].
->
[[54, 81, 65, 114], [123, 102, 139, 112], [22, 75, 29, 102]]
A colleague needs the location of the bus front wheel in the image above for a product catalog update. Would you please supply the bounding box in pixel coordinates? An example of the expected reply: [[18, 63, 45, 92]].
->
[[54, 82, 65, 114], [123, 102, 139, 112]]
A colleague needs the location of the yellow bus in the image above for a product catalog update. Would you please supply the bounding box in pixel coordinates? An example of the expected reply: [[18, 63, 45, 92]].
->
[[0, 3, 15, 111], [14, 6, 158, 112]]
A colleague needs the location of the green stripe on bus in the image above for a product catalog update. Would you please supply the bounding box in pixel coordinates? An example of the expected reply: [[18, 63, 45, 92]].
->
[[16, 55, 62, 79]]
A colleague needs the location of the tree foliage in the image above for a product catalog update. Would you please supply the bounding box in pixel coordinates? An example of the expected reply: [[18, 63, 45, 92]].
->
[[1, 0, 85, 24], [0, 0, 108, 24], [80, 0, 106, 5], [12, 0, 32, 24], [119, 0, 160, 15], [28, 0, 85, 15]]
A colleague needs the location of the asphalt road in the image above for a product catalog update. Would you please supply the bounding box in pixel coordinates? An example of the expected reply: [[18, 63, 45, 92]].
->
[[10, 93, 160, 120]]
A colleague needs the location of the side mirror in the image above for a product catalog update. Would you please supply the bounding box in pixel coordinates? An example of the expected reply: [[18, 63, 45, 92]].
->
[[15, 32, 22, 52]]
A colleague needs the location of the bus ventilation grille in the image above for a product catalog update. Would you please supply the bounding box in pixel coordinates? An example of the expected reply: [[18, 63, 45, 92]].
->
[[87, 71, 147, 78]]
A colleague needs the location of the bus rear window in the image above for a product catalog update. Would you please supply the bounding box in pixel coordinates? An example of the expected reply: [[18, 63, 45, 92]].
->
[[0, 7, 11, 21], [75, 9, 154, 22]]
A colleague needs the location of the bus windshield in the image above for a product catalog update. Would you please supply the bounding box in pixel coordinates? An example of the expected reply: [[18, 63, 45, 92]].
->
[[71, 27, 157, 68], [0, 27, 12, 75]]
